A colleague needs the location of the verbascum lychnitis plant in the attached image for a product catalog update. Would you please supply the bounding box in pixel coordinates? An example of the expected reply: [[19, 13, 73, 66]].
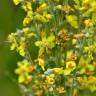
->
[[8, 0, 96, 96]]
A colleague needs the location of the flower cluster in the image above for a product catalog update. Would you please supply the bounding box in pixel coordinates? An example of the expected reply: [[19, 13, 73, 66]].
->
[[8, 0, 96, 96]]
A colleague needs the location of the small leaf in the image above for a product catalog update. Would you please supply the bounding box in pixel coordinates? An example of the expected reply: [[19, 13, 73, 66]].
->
[[88, 64, 95, 71]]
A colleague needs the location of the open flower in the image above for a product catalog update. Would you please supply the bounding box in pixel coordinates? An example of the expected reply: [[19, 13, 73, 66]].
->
[[84, 19, 93, 27], [35, 34, 55, 56], [45, 74, 55, 85], [15, 60, 34, 84], [64, 61, 76, 75]]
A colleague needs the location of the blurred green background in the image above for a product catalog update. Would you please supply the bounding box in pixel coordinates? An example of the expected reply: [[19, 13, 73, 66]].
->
[[0, 0, 96, 96], [0, 0, 25, 96]]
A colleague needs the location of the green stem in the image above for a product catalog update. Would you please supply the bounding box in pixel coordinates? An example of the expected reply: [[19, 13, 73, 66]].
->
[[70, 77, 74, 96], [26, 49, 33, 65]]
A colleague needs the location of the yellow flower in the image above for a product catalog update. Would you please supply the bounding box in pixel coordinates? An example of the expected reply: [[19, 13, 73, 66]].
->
[[15, 60, 34, 84], [36, 3, 47, 12], [82, 0, 90, 10], [35, 90, 43, 96], [34, 14, 47, 23], [45, 74, 55, 85], [64, 61, 76, 75], [56, 86, 66, 93], [38, 58, 45, 71], [8, 33, 18, 50], [84, 19, 93, 27], [22, 27, 30, 34], [23, 8, 33, 26], [23, 17, 32, 26], [63, 5, 73, 13], [13, 0, 22, 5], [56, 5, 62, 10], [74, 33, 85, 38], [45, 14, 52, 20], [10, 42, 18, 50], [27, 11, 33, 18], [22, 27, 35, 38], [22, 2, 32, 12], [17, 39, 26, 56], [66, 61, 76, 70], [35, 34, 55, 56], [72, 39, 78, 45], [66, 15, 78, 29], [66, 51, 77, 61]]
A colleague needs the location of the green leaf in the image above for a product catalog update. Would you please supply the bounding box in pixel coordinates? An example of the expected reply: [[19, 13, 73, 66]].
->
[[88, 64, 95, 71]]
